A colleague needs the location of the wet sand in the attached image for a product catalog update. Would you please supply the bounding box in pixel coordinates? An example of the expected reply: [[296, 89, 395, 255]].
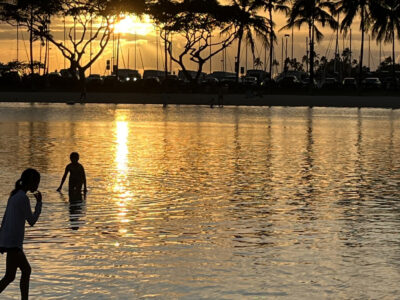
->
[[0, 91, 399, 108]]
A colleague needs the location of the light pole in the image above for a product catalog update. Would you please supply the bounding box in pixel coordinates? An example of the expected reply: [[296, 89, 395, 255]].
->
[[291, 27, 294, 60], [285, 34, 290, 61], [285, 34, 290, 72]]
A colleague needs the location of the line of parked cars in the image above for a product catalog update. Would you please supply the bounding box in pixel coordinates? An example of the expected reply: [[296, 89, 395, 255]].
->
[[318, 76, 400, 90], [0, 68, 399, 92]]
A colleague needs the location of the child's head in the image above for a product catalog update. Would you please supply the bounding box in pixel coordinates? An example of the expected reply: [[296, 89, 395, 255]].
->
[[11, 168, 41, 195], [70, 152, 80, 163]]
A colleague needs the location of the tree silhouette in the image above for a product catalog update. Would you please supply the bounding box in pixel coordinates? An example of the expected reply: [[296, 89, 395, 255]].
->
[[337, 0, 373, 88], [150, 0, 238, 83], [370, 0, 400, 88], [223, 0, 270, 82], [282, 0, 337, 90], [38, 0, 116, 95], [262, 0, 289, 80], [254, 57, 263, 69], [0, 0, 63, 75], [1, 0, 144, 95]]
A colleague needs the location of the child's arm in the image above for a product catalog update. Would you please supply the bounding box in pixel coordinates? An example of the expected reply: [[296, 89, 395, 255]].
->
[[57, 166, 69, 192], [25, 192, 42, 226], [83, 166, 87, 193]]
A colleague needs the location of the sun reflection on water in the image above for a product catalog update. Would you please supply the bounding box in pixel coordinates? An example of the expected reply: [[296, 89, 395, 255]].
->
[[116, 121, 129, 173], [113, 114, 133, 237]]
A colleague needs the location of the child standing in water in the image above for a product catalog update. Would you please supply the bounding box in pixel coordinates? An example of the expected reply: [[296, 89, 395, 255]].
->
[[57, 152, 87, 196], [0, 168, 42, 299]]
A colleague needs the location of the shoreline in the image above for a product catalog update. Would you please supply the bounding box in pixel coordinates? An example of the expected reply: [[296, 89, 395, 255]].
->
[[0, 91, 399, 109]]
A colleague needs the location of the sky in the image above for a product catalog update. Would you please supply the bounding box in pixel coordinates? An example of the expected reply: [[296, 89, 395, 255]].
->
[[0, 11, 398, 76]]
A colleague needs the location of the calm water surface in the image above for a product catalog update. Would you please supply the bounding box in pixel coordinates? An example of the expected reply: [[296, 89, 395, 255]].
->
[[0, 103, 399, 299]]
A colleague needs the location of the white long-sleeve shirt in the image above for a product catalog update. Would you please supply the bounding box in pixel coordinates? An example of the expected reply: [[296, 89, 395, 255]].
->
[[0, 190, 42, 249]]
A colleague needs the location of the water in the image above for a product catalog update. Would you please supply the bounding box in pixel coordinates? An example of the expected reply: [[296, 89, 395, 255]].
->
[[0, 103, 399, 299]]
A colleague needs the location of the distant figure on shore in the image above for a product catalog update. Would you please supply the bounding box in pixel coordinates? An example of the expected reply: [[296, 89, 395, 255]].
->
[[217, 84, 224, 107], [0, 168, 42, 300], [57, 152, 87, 196], [79, 85, 87, 103]]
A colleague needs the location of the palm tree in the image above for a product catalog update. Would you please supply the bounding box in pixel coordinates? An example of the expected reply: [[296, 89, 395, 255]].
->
[[370, 0, 400, 88], [337, 0, 373, 88], [302, 54, 308, 72], [282, 0, 337, 89], [254, 57, 263, 69], [225, 0, 270, 82], [263, 0, 289, 80]]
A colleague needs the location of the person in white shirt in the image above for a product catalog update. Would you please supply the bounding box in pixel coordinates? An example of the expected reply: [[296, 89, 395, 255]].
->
[[0, 168, 42, 300]]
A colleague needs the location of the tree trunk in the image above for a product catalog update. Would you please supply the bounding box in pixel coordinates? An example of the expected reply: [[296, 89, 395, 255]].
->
[[309, 24, 314, 91], [358, 6, 365, 89], [392, 30, 396, 89], [164, 30, 168, 79], [79, 68, 87, 101], [43, 40, 47, 75], [29, 6, 34, 75], [235, 30, 243, 83], [269, 7, 273, 81]]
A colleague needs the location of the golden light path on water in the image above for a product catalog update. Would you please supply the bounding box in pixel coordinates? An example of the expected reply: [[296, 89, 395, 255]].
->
[[114, 113, 131, 242]]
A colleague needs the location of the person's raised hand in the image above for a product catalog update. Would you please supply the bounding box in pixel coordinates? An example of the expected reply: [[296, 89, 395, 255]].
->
[[34, 191, 42, 202]]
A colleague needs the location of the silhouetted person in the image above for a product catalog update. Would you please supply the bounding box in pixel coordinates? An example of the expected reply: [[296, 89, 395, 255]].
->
[[57, 152, 87, 196], [209, 97, 215, 108], [0, 168, 42, 300], [217, 84, 224, 107], [68, 191, 85, 231], [59, 189, 86, 231], [79, 86, 87, 103]]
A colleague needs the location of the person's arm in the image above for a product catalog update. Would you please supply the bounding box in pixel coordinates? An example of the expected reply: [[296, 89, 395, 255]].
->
[[82, 166, 87, 193], [57, 166, 69, 192], [24, 192, 42, 227]]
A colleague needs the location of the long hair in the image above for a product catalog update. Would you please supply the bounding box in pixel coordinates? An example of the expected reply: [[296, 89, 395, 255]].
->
[[10, 168, 40, 197]]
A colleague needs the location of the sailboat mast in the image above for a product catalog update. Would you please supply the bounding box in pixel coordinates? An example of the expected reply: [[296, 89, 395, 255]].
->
[[16, 23, 19, 61], [134, 31, 137, 70], [156, 29, 159, 70]]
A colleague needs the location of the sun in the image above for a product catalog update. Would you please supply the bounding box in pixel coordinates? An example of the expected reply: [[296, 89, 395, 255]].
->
[[114, 15, 154, 36]]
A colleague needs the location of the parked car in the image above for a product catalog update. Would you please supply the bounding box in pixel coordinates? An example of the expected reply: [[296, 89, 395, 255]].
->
[[362, 77, 382, 89], [246, 69, 269, 83], [320, 77, 340, 89], [87, 74, 103, 85], [260, 77, 274, 88], [161, 74, 183, 89], [342, 77, 357, 89], [380, 77, 399, 89], [220, 75, 236, 84], [202, 77, 219, 85], [300, 77, 317, 88], [117, 69, 141, 82], [46, 72, 63, 87], [2, 71, 22, 82], [138, 77, 161, 89], [47, 71, 62, 78], [60, 68, 79, 79], [103, 75, 119, 87], [241, 76, 258, 86], [0, 71, 22, 87], [277, 75, 302, 89]]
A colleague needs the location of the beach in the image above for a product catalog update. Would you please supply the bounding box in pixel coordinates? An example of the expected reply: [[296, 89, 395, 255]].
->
[[0, 91, 399, 108]]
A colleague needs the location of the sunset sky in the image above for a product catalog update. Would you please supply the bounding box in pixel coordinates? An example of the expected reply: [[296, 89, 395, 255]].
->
[[0, 11, 398, 76]]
